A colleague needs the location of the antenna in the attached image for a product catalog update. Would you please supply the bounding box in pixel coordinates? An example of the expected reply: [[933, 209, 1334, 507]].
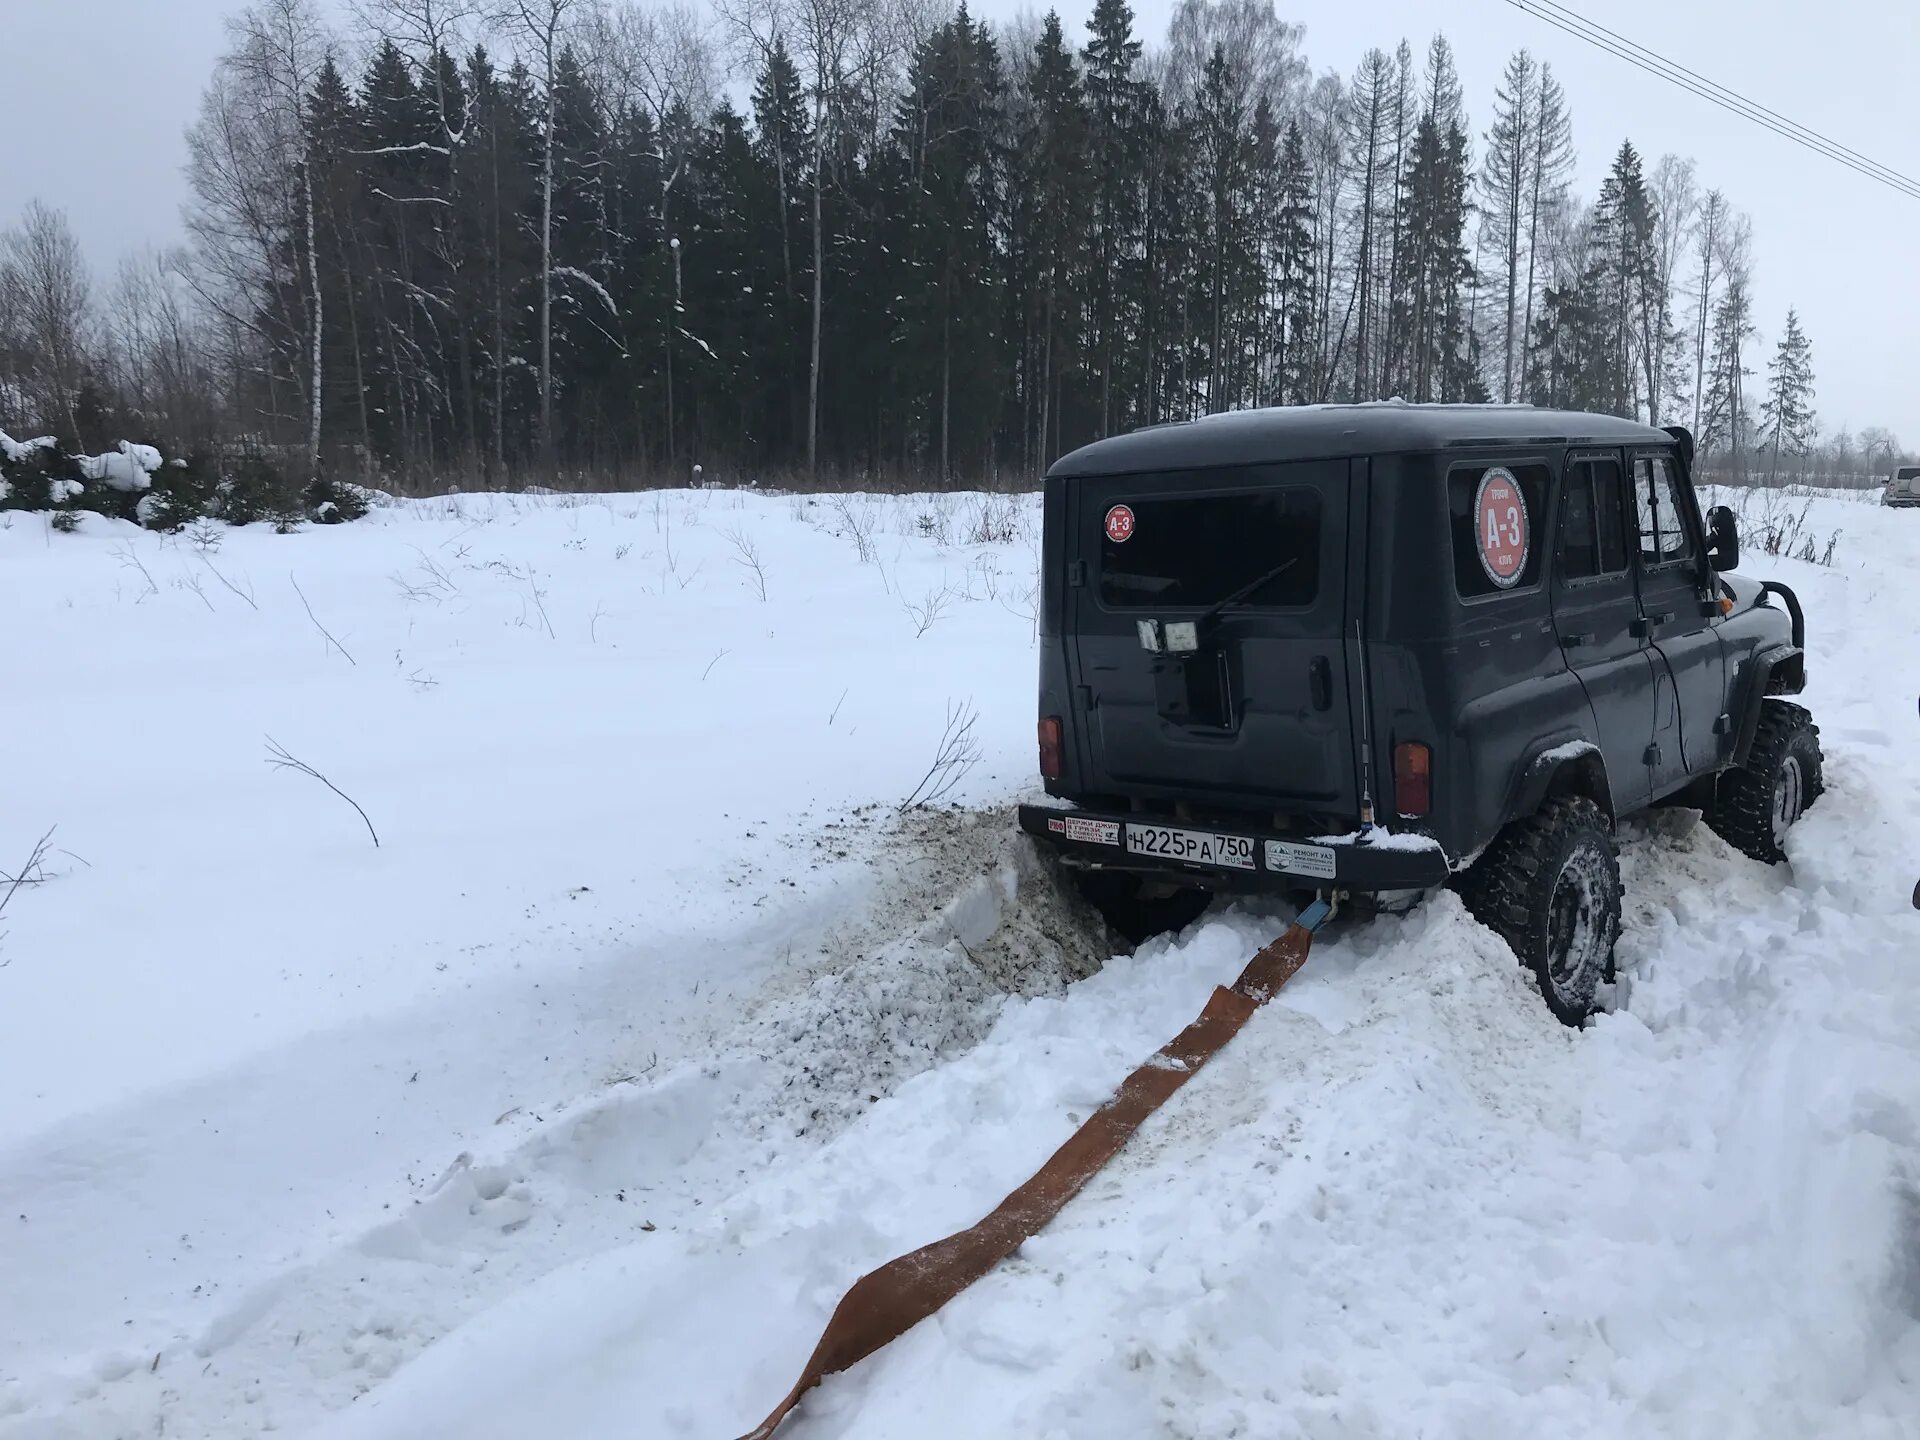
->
[[1353, 617, 1377, 840]]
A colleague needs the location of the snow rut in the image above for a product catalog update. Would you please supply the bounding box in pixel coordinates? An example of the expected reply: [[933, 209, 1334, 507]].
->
[[3, 809, 1106, 1440]]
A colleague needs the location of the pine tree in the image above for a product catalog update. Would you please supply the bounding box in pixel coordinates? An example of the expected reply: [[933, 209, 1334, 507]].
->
[[1698, 274, 1754, 475], [1082, 0, 1145, 436], [1518, 63, 1573, 400], [1021, 12, 1092, 466], [1480, 49, 1537, 402], [751, 43, 810, 455], [1194, 43, 1254, 413], [892, 7, 1007, 479], [1343, 49, 1395, 401], [460, 48, 538, 472], [1272, 118, 1316, 404], [1301, 70, 1346, 402], [1761, 308, 1816, 484], [358, 39, 444, 464]]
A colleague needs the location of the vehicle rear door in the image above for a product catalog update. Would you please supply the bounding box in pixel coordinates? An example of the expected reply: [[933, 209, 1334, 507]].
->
[[1550, 449, 1654, 814], [1066, 459, 1359, 815], [1630, 449, 1726, 788]]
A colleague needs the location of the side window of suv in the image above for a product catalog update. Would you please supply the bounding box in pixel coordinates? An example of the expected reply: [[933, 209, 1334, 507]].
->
[[1634, 455, 1693, 564], [1557, 457, 1629, 581], [1447, 461, 1549, 599]]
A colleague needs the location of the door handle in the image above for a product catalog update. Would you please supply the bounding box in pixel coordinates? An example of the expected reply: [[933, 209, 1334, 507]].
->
[[1309, 656, 1332, 711], [1631, 611, 1676, 638], [1560, 632, 1596, 648]]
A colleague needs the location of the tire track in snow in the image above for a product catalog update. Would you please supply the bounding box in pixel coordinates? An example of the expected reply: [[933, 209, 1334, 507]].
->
[[2, 812, 1104, 1440]]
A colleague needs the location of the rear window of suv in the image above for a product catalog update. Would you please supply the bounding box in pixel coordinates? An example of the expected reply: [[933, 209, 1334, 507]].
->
[[1098, 479, 1322, 609]]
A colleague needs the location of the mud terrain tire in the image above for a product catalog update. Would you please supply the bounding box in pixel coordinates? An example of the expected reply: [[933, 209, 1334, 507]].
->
[[1708, 701, 1823, 865], [1460, 796, 1621, 1027], [1072, 871, 1212, 948]]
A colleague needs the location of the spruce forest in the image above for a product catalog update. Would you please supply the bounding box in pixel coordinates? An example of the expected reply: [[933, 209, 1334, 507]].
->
[[0, 0, 1901, 493]]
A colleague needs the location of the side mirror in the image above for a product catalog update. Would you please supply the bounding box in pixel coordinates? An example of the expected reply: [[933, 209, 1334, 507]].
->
[[1706, 505, 1740, 572]]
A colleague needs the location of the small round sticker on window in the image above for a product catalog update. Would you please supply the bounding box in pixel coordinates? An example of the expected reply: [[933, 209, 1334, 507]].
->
[[1105, 504, 1136, 544], [1474, 467, 1529, 587]]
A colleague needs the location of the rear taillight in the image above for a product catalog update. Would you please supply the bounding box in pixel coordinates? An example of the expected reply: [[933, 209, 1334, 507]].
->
[[1038, 716, 1064, 779], [1393, 741, 1431, 817]]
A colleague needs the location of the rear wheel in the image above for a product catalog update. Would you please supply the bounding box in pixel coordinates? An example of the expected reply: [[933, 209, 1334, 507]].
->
[[1071, 871, 1213, 948], [1460, 797, 1621, 1027], [1707, 701, 1823, 864]]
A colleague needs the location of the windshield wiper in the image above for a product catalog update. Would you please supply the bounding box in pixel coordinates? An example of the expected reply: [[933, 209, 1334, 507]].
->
[[1194, 556, 1299, 628]]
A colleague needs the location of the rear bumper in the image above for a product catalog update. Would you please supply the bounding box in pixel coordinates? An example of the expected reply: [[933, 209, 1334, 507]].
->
[[1883, 495, 1920, 508], [1017, 803, 1452, 892]]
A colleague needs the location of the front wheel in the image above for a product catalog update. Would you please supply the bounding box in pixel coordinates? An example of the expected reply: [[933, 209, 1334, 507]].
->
[[1707, 701, 1823, 864], [1459, 797, 1622, 1027]]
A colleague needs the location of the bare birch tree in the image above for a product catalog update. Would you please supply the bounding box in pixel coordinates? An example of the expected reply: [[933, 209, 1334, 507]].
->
[[1689, 187, 1727, 438], [1650, 153, 1698, 425], [221, 0, 331, 470], [0, 202, 92, 445], [503, 0, 584, 467]]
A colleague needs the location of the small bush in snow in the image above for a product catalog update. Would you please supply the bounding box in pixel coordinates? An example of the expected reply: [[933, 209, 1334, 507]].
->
[[0, 437, 87, 517], [304, 474, 369, 525], [137, 456, 220, 532], [963, 495, 1021, 546], [216, 450, 304, 528]]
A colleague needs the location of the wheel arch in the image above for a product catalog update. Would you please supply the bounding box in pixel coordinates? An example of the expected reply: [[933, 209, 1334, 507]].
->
[[1732, 644, 1805, 767], [1506, 739, 1615, 830]]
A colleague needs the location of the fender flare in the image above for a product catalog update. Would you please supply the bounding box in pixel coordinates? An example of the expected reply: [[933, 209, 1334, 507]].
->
[[1732, 643, 1804, 767], [1506, 737, 1613, 827]]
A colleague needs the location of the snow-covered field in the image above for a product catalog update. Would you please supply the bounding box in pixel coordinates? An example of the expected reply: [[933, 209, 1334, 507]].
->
[[3, 485, 1916, 1439]]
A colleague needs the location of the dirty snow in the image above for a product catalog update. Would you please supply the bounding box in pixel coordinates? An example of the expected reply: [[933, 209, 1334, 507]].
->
[[2, 485, 1916, 1440], [1308, 826, 1445, 852]]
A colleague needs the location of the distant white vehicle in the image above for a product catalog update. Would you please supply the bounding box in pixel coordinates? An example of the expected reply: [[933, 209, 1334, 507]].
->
[[1885, 464, 1920, 507]]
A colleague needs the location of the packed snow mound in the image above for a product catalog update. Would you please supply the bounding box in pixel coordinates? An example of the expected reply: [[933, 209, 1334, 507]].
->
[[78, 440, 161, 492]]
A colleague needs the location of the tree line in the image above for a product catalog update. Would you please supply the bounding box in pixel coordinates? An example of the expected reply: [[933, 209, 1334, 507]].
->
[[0, 0, 1907, 491]]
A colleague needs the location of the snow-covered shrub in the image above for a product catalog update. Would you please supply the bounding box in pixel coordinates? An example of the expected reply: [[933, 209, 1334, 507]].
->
[[0, 432, 89, 518], [80, 441, 161, 494], [0, 429, 368, 534], [211, 450, 303, 528], [135, 455, 220, 532], [304, 474, 368, 525]]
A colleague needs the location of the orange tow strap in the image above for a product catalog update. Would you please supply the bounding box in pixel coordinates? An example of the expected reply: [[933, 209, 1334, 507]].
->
[[733, 917, 1321, 1439]]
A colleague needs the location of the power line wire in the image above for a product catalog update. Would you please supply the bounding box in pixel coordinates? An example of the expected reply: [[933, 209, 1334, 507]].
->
[[1500, 0, 1920, 202], [1523, 0, 1914, 189]]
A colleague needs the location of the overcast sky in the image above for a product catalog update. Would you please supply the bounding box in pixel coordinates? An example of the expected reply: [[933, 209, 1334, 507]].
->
[[3, 0, 1915, 441]]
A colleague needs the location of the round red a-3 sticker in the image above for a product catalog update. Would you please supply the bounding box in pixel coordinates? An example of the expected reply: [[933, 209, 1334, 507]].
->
[[1105, 504, 1136, 544], [1474, 468, 1528, 586]]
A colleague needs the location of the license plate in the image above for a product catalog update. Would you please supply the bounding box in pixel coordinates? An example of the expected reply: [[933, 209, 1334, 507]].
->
[[1126, 823, 1256, 871], [1266, 839, 1338, 881]]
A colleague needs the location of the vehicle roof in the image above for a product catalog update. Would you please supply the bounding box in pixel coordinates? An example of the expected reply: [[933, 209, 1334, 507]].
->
[[1047, 402, 1675, 477]]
